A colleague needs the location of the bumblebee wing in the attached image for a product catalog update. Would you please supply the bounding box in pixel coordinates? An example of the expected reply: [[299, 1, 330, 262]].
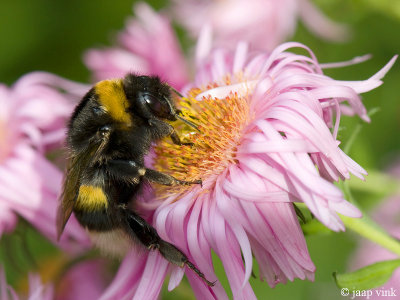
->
[[56, 195, 74, 240], [56, 155, 82, 240]]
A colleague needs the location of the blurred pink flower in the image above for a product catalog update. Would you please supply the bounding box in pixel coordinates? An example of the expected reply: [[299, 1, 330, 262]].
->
[[84, 3, 189, 90], [0, 266, 54, 300], [1, 259, 108, 300], [99, 42, 395, 299], [56, 259, 108, 300], [171, 0, 349, 51], [0, 72, 89, 249]]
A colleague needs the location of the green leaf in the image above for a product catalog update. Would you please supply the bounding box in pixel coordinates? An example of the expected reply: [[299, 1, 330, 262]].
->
[[333, 259, 400, 291]]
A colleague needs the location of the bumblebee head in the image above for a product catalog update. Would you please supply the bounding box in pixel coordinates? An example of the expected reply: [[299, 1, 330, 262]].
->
[[123, 74, 178, 121], [67, 74, 197, 153], [123, 74, 199, 130]]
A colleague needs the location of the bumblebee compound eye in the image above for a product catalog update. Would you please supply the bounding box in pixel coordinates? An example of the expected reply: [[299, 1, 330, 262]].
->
[[140, 92, 176, 120], [92, 106, 105, 116]]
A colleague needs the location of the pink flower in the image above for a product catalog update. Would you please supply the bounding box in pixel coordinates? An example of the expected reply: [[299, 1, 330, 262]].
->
[[0, 72, 89, 249], [100, 42, 396, 299], [84, 3, 189, 90], [171, 0, 349, 51], [1, 259, 108, 300], [0, 266, 54, 300], [56, 259, 108, 300]]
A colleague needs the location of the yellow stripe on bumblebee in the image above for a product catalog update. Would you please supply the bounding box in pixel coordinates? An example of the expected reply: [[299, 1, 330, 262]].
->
[[75, 185, 108, 211], [95, 79, 132, 126]]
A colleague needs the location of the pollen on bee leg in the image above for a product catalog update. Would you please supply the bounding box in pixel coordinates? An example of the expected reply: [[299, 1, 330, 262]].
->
[[138, 168, 146, 176]]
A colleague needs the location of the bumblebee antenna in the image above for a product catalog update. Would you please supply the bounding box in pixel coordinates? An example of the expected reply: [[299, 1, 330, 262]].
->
[[175, 114, 200, 132], [170, 87, 184, 98], [163, 95, 200, 132]]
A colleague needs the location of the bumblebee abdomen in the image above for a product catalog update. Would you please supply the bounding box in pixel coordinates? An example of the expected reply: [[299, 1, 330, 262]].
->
[[75, 185, 108, 211], [89, 229, 139, 258], [74, 184, 113, 231]]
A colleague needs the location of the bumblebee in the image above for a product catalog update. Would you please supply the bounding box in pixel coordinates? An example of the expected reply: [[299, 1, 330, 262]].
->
[[57, 74, 214, 286]]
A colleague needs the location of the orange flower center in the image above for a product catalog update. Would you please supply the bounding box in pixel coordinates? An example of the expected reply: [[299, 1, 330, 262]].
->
[[154, 85, 253, 199]]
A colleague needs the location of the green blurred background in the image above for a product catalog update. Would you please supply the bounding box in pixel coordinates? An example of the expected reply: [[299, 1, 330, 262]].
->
[[0, 0, 399, 299]]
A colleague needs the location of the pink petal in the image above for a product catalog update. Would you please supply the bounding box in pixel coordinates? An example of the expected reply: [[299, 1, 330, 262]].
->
[[132, 252, 168, 300], [99, 252, 147, 300]]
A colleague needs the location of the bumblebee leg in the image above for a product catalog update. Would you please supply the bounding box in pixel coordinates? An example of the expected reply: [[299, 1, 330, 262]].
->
[[124, 209, 161, 248], [123, 209, 215, 287], [158, 240, 216, 286], [148, 118, 193, 146], [148, 118, 173, 136], [105, 160, 201, 186], [145, 168, 202, 186]]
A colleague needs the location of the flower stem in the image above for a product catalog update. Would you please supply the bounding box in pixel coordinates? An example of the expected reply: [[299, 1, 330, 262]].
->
[[340, 108, 400, 197], [341, 214, 400, 256], [339, 178, 400, 256], [348, 170, 400, 196]]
